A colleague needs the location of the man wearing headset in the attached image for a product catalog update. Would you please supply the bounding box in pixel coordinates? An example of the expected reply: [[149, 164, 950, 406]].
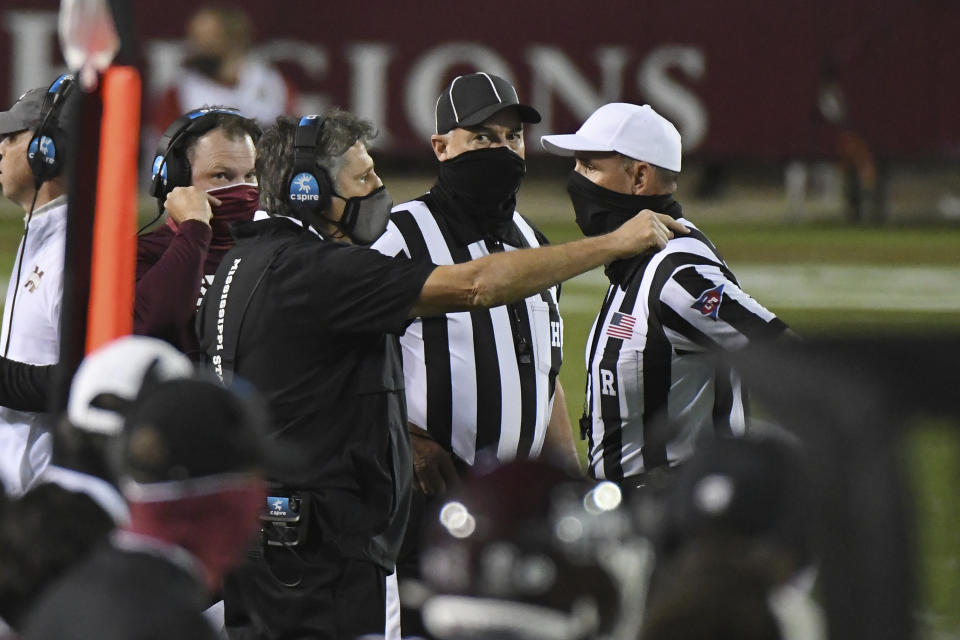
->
[[139, 106, 261, 357], [0, 106, 260, 403], [0, 77, 79, 496], [197, 110, 686, 639], [0, 99, 258, 493]]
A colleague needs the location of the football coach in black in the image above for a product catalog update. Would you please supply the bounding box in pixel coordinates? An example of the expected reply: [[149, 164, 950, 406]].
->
[[198, 109, 687, 639]]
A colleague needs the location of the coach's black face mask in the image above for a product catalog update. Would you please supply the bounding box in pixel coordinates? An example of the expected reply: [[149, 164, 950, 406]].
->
[[437, 147, 526, 223], [566, 170, 678, 237], [336, 185, 393, 245], [183, 53, 225, 79]]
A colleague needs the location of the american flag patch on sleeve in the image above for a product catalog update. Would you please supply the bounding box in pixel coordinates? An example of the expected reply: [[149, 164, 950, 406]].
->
[[606, 312, 637, 339]]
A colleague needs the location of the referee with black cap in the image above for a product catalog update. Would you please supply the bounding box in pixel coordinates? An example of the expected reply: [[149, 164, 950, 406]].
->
[[373, 72, 590, 634], [374, 72, 580, 486]]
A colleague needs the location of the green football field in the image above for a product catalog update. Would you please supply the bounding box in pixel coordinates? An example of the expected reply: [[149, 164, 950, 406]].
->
[[4, 178, 955, 438], [1, 176, 959, 636]]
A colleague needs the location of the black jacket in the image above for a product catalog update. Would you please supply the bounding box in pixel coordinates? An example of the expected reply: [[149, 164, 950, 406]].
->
[[197, 217, 435, 569], [22, 543, 215, 640]]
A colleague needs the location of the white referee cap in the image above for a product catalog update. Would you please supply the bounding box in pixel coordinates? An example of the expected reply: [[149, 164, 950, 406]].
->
[[541, 103, 682, 172], [67, 335, 194, 436]]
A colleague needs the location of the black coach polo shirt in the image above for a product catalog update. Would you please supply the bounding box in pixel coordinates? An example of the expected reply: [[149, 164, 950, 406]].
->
[[197, 216, 436, 569]]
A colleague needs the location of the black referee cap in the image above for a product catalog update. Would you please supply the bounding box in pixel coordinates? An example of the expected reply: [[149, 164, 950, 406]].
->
[[435, 72, 541, 134]]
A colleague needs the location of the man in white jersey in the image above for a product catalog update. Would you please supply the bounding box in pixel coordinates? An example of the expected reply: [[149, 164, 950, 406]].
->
[[542, 103, 792, 490], [0, 76, 78, 495]]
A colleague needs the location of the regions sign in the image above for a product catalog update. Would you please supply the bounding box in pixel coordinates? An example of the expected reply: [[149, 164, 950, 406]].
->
[[1, 0, 957, 159]]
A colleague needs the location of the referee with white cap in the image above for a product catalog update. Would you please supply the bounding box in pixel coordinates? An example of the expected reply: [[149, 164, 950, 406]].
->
[[542, 103, 793, 490]]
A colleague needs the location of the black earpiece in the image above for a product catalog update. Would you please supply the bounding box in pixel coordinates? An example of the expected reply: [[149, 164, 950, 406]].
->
[[27, 74, 76, 187], [286, 115, 334, 225], [149, 107, 243, 204]]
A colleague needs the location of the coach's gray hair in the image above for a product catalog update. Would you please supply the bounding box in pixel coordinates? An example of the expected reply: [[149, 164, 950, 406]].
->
[[256, 110, 377, 219]]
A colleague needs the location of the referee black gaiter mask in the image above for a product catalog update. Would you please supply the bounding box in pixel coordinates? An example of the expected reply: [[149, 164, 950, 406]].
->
[[437, 147, 526, 225], [566, 170, 679, 237]]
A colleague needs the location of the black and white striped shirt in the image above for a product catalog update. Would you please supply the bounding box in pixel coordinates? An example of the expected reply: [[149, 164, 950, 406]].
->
[[373, 196, 562, 465], [583, 218, 788, 481]]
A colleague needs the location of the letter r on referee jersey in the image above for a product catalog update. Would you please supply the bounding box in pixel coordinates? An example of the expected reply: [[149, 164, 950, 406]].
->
[[600, 369, 616, 396]]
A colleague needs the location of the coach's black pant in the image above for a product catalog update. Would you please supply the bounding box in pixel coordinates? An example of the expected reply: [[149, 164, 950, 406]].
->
[[223, 534, 387, 640]]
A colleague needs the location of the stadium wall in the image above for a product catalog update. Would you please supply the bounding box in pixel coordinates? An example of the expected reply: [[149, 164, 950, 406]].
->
[[1, 0, 956, 160]]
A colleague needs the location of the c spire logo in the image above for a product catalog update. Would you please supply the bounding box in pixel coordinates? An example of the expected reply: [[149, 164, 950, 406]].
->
[[290, 172, 320, 203], [28, 136, 56, 165]]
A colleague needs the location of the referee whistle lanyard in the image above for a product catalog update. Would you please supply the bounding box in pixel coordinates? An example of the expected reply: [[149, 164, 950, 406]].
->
[[483, 238, 533, 365]]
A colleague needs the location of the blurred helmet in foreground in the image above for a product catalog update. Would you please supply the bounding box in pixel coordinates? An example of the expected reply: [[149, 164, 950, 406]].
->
[[420, 460, 655, 640], [658, 436, 812, 574], [67, 335, 194, 436], [55, 336, 195, 482]]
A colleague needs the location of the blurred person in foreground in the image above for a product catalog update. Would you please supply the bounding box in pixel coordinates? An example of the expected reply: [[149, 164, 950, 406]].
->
[[0, 76, 79, 496], [197, 109, 684, 639], [541, 104, 793, 493], [0, 336, 193, 631], [21, 376, 274, 640], [641, 436, 824, 640], [417, 459, 655, 640], [151, 5, 297, 133]]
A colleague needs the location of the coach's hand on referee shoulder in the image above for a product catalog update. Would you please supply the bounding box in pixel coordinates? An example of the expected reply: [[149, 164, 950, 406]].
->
[[611, 209, 688, 257], [164, 185, 219, 227]]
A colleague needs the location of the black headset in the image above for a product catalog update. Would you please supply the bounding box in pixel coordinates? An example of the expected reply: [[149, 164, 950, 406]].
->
[[27, 74, 76, 188], [149, 107, 243, 204], [286, 115, 333, 225]]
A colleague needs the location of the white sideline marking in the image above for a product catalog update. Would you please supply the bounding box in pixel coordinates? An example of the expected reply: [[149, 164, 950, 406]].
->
[[1, 265, 956, 316], [563, 265, 960, 312]]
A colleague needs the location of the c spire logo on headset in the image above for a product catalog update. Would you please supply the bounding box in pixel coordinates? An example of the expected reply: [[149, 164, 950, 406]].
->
[[290, 172, 320, 203]]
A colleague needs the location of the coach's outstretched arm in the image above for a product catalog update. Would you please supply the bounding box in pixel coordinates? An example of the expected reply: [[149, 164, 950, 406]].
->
[[411, 210, 687, 317]]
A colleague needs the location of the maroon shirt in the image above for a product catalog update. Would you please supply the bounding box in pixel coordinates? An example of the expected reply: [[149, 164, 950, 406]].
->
[[135, 220, 229, 358]]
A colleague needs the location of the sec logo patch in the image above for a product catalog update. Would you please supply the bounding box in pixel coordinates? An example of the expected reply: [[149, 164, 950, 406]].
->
[[691, 283, 724, 319]]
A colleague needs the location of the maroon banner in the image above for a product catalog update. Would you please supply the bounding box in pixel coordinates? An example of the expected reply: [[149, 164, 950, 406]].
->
[[2, 0, 957, 160]]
